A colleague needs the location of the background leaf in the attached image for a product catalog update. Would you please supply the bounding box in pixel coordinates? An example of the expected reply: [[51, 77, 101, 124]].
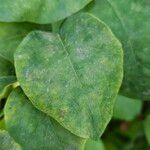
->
[[0, 0, 92, 24], [14, 13, 123, 139], [84, 139, 105, 150], [113, 95, 142, 121], [0, 56, 14, 76], [0, 130, 21, 150], [0, 22, 51, 62], [102, 119, 150, 150], [4, 88, 85, 150], [86, 0, 150, 100], [0, 76, 17, 99], [144, 115, 150, 145]]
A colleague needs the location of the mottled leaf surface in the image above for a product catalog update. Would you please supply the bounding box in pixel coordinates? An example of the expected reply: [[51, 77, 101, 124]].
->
[[86, 0, 150, 100], [0, 130, 21, 150], [4, 88, 85, 150], [113, 95, 142, 121], [14, 13, 123, 139], [84, 139, 105, 150], [0, 76, 17, 99], [0, 22, 51, 62], [0, 0, 92, 24], [144, 115, 150, 145]]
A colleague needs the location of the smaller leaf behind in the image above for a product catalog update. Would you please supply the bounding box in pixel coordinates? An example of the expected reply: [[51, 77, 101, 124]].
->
[[4, 88, 86, 150], [113, 95, 142, 121], [84, 139, 105, 150], [0, 56, 15, 76], [0, 76, 17, 99], [144, 115, 150, 145], [0, 0, 92, 24], [0, 130, 21, 150], [0, 22, 51, 62]]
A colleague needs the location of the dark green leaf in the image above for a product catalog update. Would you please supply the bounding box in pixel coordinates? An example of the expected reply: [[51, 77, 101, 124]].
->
[[14, 13, 123, 139], [0, 130, 21, 150], [0, 0, 92, 24], [84, 139, 105, 150], [0, 56, 14, 76], [144, 115, 150, 145], [113, 95, 142, 121], [4, 88, 85, 150], [0, 76, 17, 99], [0, 22, 51, 62], [86, 0, 150, 100]]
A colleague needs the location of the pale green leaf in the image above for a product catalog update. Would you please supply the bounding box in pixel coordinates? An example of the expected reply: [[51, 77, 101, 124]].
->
[[0, 0, 92, 24], [4, 88, 85, 150], [0, 22, 51, 62], [0, 130, 21, 150], [113, 95, 142, 121], [14, 13, 123, 139], [84, 139, 105, 150], [86, 0, 150, 100], [144, 115, 150, 145]]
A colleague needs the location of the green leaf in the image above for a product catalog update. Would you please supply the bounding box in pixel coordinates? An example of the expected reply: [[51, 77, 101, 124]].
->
[[84, 139, 105, 150], [4, 88, 85, 150], [0, 119, 5, 130], [0, 56, 15, 76], [0, 76, 17, 99], [144, 115, 150, 145], [0, 22, 51, 62], [104, 141, 118, 150], [113, 95, 142, 121], [14, 12, 123, 139], [0, 130, 21, 150], [0, 0, 92, 24], [86, 0, 150, 100]]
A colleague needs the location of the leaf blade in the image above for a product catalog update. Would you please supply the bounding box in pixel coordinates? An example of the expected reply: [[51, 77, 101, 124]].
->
[[0, 0, 92, 24], [4, 88, 86, 150], [113, 95, 142, 121], [14, 13, 123, 139], [0, 130, 21, 150], [0, 22, 51, 62], [86, 0, 150, 100]]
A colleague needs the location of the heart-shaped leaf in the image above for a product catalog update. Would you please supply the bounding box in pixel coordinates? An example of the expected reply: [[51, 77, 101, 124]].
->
[[0, 22, 51, 62], [86, 0, 150, 100], [4, 88, 85, 150], [0, 0, 92, 24], [0, 130, 21, 150], [14, 13, 123, 139]]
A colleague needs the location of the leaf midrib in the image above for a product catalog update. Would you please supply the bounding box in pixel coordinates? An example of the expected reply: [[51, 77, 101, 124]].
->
[[58, 35, 84, 87]]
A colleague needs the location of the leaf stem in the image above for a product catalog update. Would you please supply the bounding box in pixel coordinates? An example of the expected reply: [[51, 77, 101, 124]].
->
[[12, 81, 20, 89]]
